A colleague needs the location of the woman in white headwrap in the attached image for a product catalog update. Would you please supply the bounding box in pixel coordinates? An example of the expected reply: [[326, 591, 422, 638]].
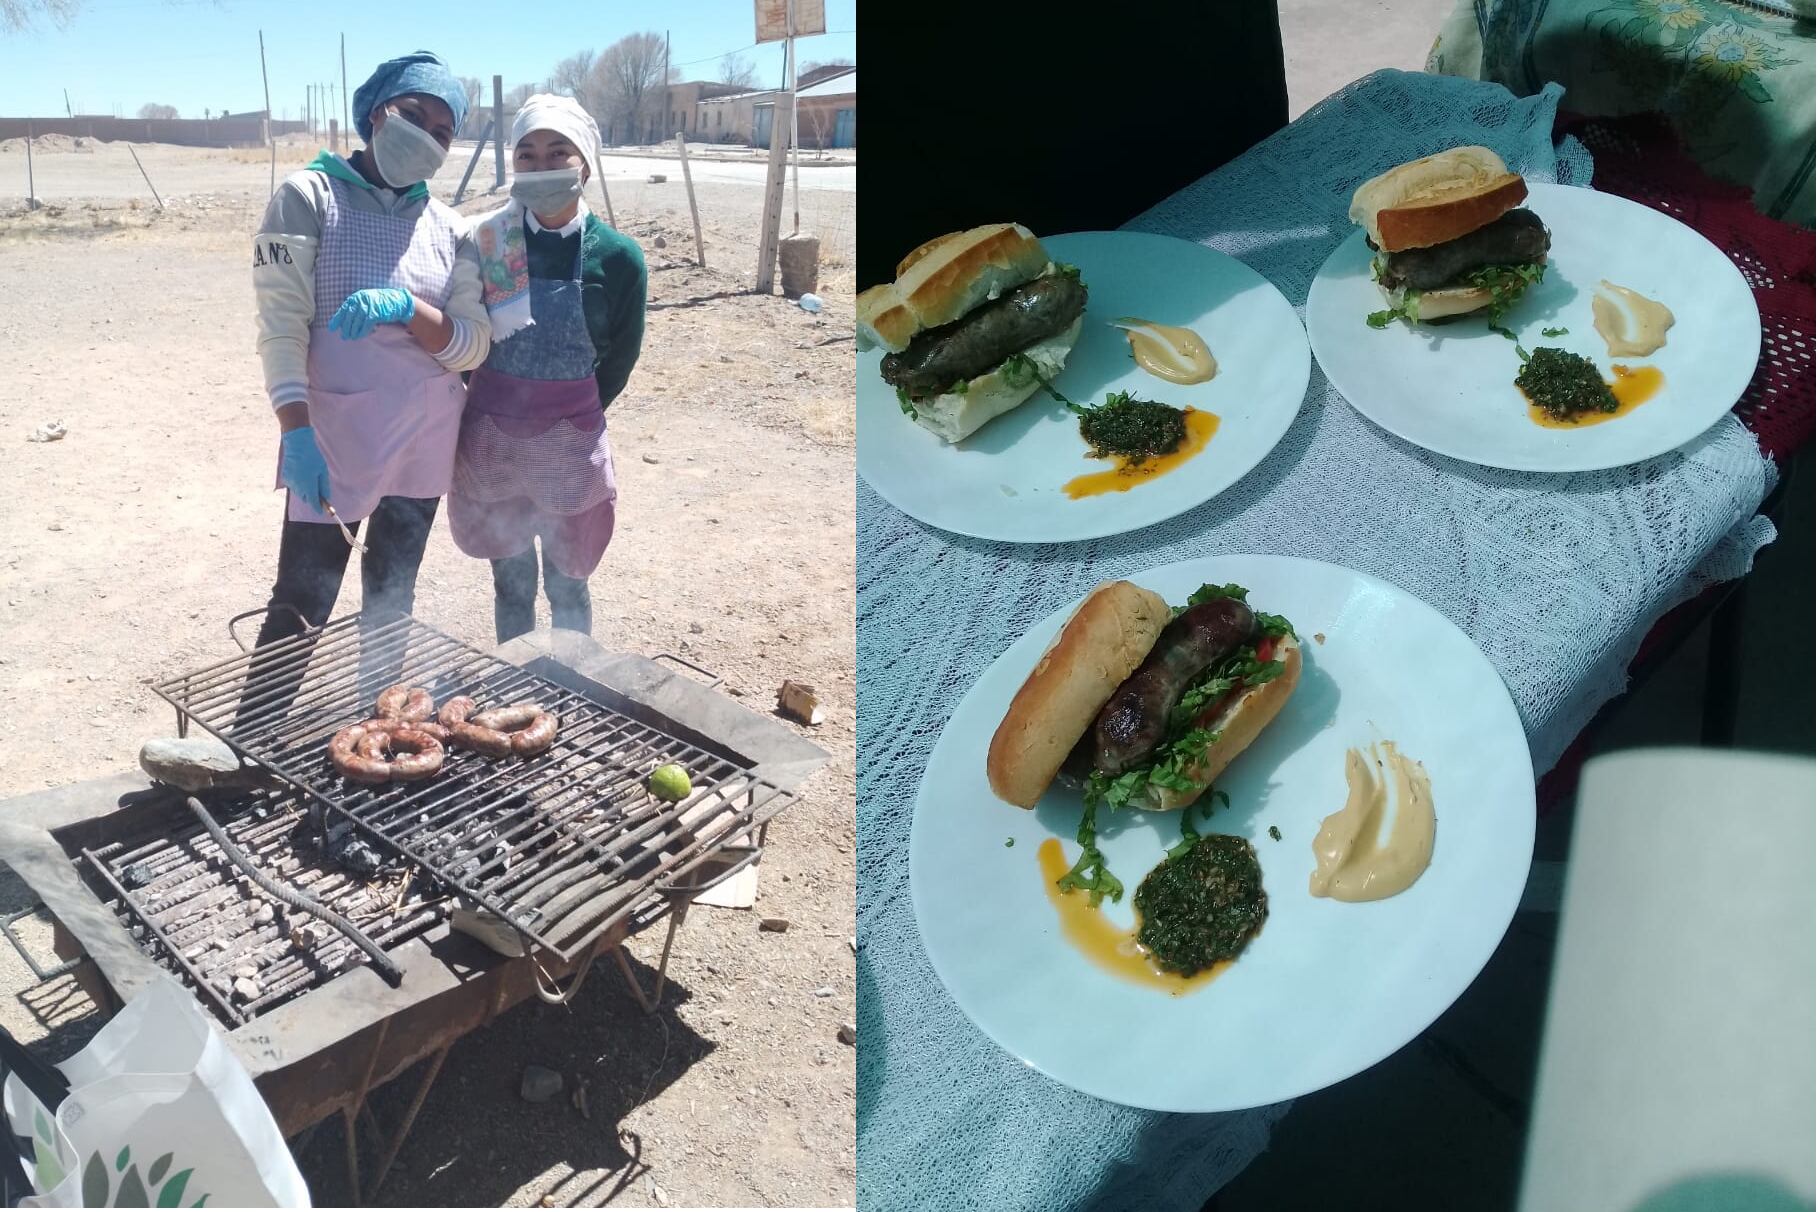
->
[[451, 94, 648, 643]]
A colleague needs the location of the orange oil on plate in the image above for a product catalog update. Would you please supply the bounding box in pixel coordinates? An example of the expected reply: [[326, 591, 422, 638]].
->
[[1063, 408, 1220, 499], [1036, 837, 1226, 995], [1528, 365, 1664, 429]]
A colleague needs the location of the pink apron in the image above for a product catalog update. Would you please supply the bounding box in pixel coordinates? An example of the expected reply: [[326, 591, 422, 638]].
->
[[277, 174, 467, 524], [448, 224, 617, 579]]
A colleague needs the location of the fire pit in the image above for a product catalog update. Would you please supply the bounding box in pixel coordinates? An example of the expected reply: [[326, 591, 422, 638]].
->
[[0, 622, 828, 1201]]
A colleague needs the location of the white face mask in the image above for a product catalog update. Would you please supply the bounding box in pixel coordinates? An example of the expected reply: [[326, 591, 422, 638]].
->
[[370, 107, 448, 188], [511, 167, 586, 214]]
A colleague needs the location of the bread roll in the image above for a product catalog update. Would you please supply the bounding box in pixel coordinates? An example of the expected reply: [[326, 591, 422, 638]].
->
[[858, 223, 1050, 353], [1350, 146, 1527, 253], [987, 581, 1173, 809]]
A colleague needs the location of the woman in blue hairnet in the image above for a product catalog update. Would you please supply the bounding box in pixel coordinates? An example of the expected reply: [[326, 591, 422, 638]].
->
[[239, 51, 489, 721]]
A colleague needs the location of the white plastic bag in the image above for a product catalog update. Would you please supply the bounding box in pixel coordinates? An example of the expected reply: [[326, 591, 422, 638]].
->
[[1, 975, 309, 1208]]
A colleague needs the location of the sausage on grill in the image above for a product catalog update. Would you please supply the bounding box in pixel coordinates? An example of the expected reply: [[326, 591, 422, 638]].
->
[[510, 711, 560, 758], [472, 704, 539, 732], [376, 685, 436, 723], [329, 723, 392, 785], [384, 728, 444, 781], [330, 718, 447, 783]]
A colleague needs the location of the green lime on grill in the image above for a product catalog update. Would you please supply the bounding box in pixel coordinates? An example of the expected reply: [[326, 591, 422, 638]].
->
[[648, 763, 693, 802]]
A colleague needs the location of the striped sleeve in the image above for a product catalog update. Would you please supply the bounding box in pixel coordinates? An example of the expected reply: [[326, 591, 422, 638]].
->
[[433, 315, 486, 371], [431, 224, 492, 372]]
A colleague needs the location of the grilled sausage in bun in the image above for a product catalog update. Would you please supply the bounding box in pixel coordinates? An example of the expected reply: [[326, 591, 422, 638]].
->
[[988, 580, 1301, 813], [860, 223, 1087, 443]]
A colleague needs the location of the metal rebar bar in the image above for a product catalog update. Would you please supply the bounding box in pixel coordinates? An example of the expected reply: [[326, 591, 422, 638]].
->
[[185, 797, 402, 986]]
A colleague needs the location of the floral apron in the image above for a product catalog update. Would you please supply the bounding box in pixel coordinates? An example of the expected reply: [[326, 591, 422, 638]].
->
[[448, 224, 617, 578]]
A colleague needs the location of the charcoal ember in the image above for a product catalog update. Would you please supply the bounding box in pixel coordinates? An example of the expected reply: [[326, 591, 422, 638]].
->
[[324, 827, 394, 878], [120, 863, 156, 890]]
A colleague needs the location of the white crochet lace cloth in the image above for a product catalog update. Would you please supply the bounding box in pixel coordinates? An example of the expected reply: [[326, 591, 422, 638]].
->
[[857, 70, 1778, 1212]]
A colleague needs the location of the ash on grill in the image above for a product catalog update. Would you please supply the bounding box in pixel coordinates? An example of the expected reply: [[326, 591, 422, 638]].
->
[[77, 789, 444, 1028]]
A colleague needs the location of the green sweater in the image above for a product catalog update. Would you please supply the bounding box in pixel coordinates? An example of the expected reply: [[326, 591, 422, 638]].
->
[[522, 212, 647, 406]]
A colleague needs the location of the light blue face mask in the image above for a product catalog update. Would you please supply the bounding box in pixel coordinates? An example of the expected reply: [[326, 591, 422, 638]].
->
[[370, 107, 447, 188], [511, 167, 586, 214]]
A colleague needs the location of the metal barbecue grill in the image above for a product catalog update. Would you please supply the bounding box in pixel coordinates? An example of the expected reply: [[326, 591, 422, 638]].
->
[[0, 620, 827, 1202], [148, 611, 796, 966]]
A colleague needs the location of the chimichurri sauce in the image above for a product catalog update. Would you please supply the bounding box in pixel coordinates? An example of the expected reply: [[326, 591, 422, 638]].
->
[[1134, 834, 1267, 975], [1515, 347, 1618, 422], [1074, 391, 1189, 464]]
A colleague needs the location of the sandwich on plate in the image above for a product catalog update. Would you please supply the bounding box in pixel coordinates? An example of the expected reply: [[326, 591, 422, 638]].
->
[[1351, 146, 1551, 337], [988, 580, 1300, 815], [860, 222, 1087, 443]]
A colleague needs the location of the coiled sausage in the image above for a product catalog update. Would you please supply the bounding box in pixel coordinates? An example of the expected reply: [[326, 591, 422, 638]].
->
[[510, 711, 560, 758]]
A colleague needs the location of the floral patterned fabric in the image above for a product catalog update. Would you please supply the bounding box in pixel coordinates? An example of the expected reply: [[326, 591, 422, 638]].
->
[[1428, 0, 1815, 226]]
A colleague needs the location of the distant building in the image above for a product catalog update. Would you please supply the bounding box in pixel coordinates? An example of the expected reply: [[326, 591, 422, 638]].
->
[[693, 66, 855, 149], [795, 67, 855, 150], [797, 63, 854, 89], [693, 86, 779, 145], [655, 81, 752, 144]]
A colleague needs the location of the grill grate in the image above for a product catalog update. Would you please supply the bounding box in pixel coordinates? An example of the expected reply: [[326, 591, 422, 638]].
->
[[71, 789, 443, 1028], [149, 613, 794, 962]]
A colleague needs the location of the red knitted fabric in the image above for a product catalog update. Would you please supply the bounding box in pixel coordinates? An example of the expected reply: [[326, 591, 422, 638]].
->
[[1538, 112, 1813, 814]]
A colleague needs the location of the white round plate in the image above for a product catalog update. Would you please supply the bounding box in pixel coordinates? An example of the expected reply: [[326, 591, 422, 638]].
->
[[1306, 181, 1760, 473], [909, 554, 1536, 1112], [858, 231, 1311, 543]]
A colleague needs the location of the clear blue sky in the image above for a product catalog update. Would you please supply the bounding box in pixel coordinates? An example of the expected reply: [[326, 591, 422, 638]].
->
[[0, 0, 855, 120]]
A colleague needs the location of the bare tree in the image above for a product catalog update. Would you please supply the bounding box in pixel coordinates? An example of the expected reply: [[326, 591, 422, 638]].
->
[[547, 49, 599, 111], [502, 82, 537, 112], [591, 31, 666, 147], [803, 104, 834, 158], [0, 0, 77, 32], [455, 75, 485, 136], [137, 103, 179, 120], [718, 52, 758, 90]]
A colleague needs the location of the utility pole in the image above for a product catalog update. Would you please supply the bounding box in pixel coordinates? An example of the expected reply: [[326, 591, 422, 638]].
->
[[665, 29, 671, 140], [786, 0, 799, 233], [341, 34, 350, 152], [492, 75, 504, 189], [259, 29, 274, 195], [62, 88, 71, 117]]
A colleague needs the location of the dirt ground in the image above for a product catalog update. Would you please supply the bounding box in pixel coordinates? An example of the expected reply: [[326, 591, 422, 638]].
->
[[0, 138, 855, 1209]]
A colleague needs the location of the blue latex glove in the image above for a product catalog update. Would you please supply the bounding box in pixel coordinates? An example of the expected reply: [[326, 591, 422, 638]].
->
[[327, 288, 415, 340], [279, 426, 331, 511]]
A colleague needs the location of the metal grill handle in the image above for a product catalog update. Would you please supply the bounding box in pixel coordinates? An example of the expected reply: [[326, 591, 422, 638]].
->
[[0, 906, 83, 983], [652, 652, 724, 690], [227, 603, 318, 654], [655, 843, 762, 898]]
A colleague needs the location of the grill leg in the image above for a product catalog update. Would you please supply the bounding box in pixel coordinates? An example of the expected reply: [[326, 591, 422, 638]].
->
[[366, 1043, 452, 1202], [612, 908, 687, 1015], [342, 1109, 360, 1204]]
